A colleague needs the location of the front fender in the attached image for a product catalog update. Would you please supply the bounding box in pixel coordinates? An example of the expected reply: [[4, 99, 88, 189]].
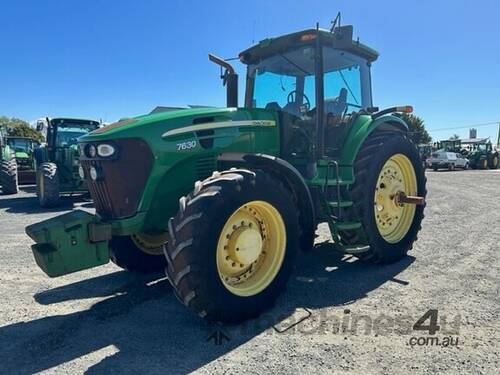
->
[[339, 114, 409, 166]]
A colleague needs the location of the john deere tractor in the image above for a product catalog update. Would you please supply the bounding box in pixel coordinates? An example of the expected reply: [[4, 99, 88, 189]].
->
[[34, 118, 99, 207], [26, 24, 426, 322], [461, 140, 498, 169], [1, 125, 20, 194], [5, 136, 39, 184]]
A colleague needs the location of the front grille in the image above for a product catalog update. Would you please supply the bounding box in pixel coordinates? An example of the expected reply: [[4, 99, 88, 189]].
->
[[80, 139, 154, 219]]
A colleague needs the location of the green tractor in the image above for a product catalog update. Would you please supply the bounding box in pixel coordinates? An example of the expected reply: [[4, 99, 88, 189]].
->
[[461, 139, 499, 169], [433, 139, 462, 153], [34, 118, 100, 207], [26, 23, 426, 322], [0, 125, 19, 194], [5, 136, 40, 184]]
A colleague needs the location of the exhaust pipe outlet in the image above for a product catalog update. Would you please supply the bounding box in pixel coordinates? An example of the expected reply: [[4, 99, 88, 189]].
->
[[209, 54, 238, 108]]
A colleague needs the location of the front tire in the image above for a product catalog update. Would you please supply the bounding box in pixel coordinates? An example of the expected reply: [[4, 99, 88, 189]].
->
[[109, 233, 168, 273], [36, 162, 60, 207], [165, 169, 300, 322], [350, 132, 426, 264], [1, 159, 19, 194]]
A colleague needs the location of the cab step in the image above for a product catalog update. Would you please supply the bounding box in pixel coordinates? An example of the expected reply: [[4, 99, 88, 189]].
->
[[328, 200, 353, 209], [335, 221, 362, 231], [308, 179, 353, 187], [337, 244, 371, 254]]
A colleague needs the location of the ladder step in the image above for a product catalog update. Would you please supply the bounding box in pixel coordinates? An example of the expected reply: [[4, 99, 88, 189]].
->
[[336, 221, 362, 230], [309, 179, 353, 187], [328, 200, 353, 208], [339, 245, 370, 254]]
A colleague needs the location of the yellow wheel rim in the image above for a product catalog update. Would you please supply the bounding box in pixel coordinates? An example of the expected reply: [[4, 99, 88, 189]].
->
[[374, 154, 417, 243], [216, 200, 286, 297], [131, 232, 169, 255], [483, 159, 488, 169], [492, 157, 498, 167]]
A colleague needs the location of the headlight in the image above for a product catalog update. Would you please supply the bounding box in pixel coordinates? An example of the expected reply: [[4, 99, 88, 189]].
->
[[78, 166, 85, 179], [88, 144, 97, 158], [89, 166, 98, 181], [97, 144, 115, 157]]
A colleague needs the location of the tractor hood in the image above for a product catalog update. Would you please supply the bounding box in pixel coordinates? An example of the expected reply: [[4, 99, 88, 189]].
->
[[80, 107, 240, 142], [15, 151, 29, 159]]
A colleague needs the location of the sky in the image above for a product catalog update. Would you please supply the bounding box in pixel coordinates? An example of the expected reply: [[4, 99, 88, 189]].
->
[[1, 0, 499, 142]]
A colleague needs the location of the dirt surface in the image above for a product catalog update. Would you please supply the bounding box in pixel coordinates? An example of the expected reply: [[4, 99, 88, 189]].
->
[[0, 170, 499, 374]]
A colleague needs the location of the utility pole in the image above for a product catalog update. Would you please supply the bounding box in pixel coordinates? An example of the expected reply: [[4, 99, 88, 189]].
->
[[497, 122, 500, 146]]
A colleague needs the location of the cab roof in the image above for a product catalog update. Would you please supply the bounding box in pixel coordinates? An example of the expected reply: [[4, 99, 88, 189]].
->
[[239, 26, 379, 65]]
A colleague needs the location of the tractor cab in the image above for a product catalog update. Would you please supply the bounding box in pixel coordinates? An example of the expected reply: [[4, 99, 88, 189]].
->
[[34, 118, 100, 207], [46, 118, 99, 155], [212, 25, 378, 162]]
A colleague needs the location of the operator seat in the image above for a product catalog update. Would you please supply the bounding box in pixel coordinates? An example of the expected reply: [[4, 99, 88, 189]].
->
[[324, 88, 348, 155], [324, 88, 348, 118], [265, 102, 282, 111]]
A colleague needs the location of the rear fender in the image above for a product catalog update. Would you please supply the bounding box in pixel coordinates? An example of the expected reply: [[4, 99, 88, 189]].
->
[[340, 115, 408, 165], [339, 115, 409, 181]]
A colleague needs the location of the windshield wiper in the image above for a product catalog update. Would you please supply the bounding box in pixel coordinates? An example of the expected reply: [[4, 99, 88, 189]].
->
[[338, 70, 359, 105]]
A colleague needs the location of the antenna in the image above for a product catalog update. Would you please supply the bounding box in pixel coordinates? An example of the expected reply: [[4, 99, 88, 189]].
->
[[252, 19, 256, 44], [330, 11, 341, 32]]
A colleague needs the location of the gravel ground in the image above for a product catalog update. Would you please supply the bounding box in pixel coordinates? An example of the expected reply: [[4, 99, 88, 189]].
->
[[0, 170, 499, 374]]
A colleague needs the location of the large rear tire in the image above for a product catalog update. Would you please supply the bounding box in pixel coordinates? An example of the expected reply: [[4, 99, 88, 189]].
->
[[350, 132, 426, 264], [489, 155, 499, 169], [109, 233, 168, 273], [1, 159, 19, 194], [165, 169, 300, 322], [36, 162, 60, 207]]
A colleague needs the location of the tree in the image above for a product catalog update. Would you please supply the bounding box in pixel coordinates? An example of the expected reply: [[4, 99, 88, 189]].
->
[[449, 134, 460, 140], [394, 113, 432, 144], [0, 116, 44, 142]]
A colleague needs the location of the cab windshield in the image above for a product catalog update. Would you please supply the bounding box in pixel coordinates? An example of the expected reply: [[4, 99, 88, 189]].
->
[[248, 46, 371, 117], [7, 138, 34, 152], [56, 127, 92, 147]]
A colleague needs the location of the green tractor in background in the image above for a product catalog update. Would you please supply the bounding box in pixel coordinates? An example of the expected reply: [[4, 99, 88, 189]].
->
[[433, 139, 462, 153], [27, 23, 426, 322], [34, 118, 99, 207], [461, 139, 499, 169], [0, 125, 19, 194], [6, 136, 40, 184]]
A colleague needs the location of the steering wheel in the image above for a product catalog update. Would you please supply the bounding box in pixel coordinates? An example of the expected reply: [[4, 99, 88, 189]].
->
[[287, 90, 311, 111]]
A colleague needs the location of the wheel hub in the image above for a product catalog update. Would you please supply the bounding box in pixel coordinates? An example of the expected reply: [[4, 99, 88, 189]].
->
[[374, 154, 418, 243], [227, 226, 263, 265], [216, 201, 286, 297]]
